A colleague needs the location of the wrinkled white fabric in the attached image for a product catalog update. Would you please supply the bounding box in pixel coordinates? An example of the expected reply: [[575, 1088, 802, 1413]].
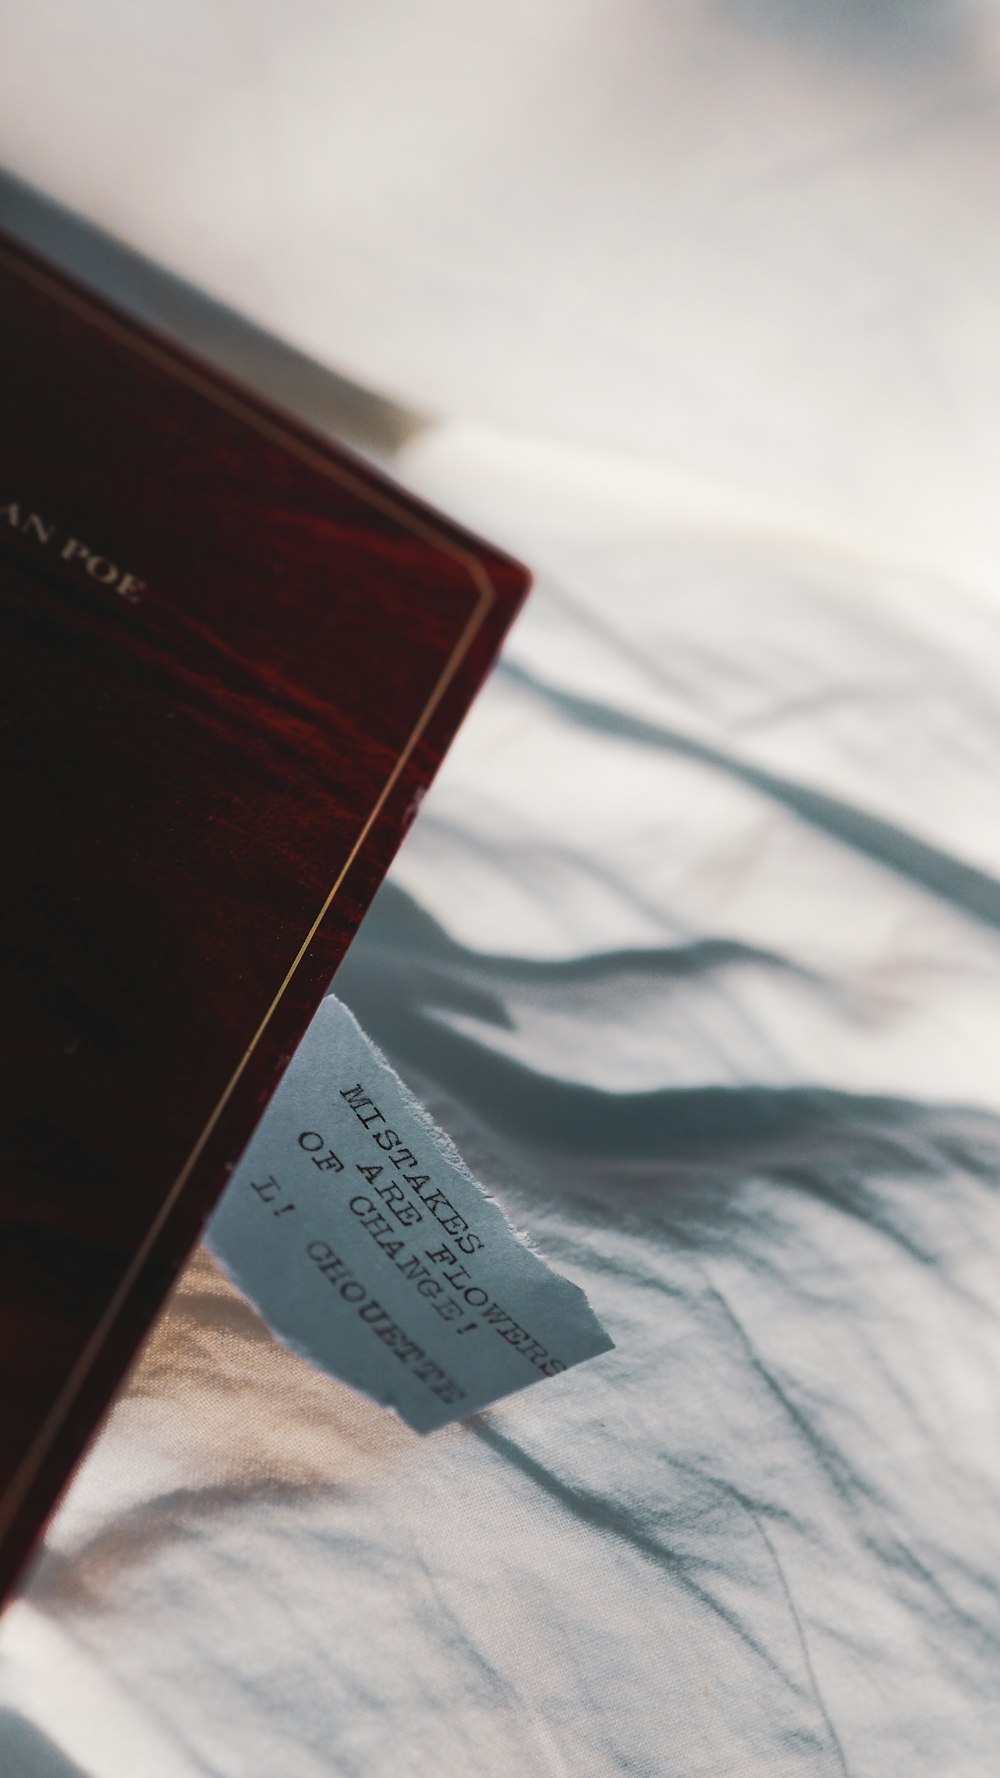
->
[[3, 3, 1000, 1774]]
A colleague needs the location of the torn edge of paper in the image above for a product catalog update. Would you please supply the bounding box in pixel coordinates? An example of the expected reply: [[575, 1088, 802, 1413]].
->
[[207, 994, 613, 1432]]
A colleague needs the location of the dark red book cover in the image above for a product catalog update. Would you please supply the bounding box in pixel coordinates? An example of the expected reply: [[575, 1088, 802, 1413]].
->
[[0, 232, 529, 1604]]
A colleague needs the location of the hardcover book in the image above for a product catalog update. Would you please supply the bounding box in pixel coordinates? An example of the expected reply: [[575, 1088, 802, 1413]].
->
[[0, 231, 529, 1604]]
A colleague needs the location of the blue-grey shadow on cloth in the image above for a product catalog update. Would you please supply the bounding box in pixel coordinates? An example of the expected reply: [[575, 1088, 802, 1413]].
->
[[720, 0, 970, 66], [334, 880, 1000, 1255], [500, 660, 1000, 933], [0, 1712, 90, 1778]]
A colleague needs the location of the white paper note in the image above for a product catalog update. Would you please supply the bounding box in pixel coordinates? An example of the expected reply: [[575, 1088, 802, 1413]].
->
[[208, 996, 613, 1432]]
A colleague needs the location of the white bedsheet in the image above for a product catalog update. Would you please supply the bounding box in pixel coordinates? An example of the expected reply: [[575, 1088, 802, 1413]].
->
[[3, 5, 1000, 1774]]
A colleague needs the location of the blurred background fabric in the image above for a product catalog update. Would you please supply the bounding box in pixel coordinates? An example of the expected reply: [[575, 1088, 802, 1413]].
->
[[3, 2, 1000, 1773]]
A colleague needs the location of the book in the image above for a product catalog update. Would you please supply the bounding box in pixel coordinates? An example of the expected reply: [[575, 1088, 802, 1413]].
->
[[0, 230, 529, 1604]]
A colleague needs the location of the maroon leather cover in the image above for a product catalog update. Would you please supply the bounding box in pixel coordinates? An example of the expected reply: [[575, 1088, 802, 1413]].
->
[[0, 233, 529, 1604]]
